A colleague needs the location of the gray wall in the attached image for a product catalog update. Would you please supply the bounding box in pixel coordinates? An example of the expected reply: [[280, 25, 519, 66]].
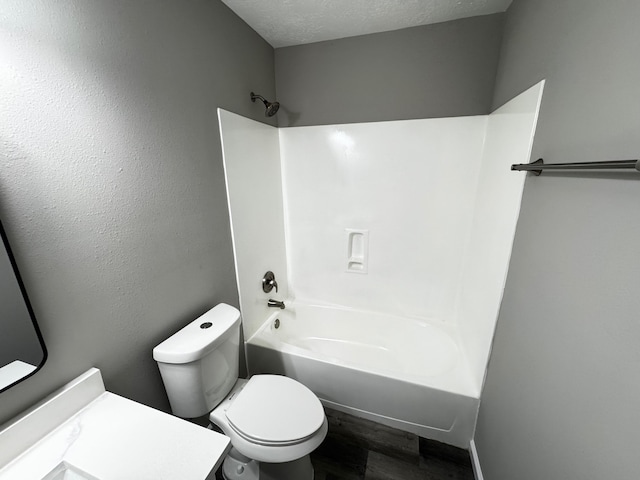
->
[[0, 0, 275, 425], [475, 1, 640, 479], [274, 14, 504, 126]]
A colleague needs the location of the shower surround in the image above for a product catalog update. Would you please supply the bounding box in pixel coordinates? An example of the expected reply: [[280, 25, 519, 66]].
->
[[218, 81, 543, 447]]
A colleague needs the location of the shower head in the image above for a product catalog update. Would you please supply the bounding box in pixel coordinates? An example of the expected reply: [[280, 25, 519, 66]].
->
[[250, 92, 280, 117]]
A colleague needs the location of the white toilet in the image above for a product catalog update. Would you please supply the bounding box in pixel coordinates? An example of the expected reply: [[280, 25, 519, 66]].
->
[[153, 303, 327, 480]]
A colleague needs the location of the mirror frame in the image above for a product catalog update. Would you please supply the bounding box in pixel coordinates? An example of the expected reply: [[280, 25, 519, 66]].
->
[[0, 220, 47, 394]]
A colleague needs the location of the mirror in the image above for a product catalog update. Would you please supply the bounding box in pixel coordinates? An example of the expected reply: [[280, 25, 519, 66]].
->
[[0, 219, 47, 393]]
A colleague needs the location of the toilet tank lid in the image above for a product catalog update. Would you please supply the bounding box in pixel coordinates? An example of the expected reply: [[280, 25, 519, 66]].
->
[[153, 303, 241, 364]]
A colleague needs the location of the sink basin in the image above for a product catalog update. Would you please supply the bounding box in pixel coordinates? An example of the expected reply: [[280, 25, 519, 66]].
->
[[42, 463, 98, 480]]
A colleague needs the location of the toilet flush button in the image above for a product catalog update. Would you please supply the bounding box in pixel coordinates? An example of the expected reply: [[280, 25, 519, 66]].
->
[[200, 322, 213, 329]]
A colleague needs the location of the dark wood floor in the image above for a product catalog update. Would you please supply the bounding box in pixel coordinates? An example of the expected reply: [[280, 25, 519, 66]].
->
[[311, 409, 475, 480], [215, 408, 475, 479]]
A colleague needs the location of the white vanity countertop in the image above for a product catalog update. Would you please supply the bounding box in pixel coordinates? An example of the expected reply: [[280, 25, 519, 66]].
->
[[0, 368, 230, 480]]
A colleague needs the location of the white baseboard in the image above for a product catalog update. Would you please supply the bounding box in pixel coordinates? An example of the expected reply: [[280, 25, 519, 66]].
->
[[469, 439, 484, 480]]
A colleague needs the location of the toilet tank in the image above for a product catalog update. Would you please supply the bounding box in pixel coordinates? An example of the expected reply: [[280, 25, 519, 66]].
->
[[153, 303, 241, 418]]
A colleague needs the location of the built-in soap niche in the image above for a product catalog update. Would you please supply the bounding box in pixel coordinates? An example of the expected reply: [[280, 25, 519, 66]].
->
[[346, 229, 368, 274]]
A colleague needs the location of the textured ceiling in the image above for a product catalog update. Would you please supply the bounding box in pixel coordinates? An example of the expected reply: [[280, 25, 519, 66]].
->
[[221, 0, 513, 48]]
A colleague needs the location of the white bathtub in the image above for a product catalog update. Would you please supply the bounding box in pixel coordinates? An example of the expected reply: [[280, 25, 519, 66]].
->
[[245, 302, 480, 448]]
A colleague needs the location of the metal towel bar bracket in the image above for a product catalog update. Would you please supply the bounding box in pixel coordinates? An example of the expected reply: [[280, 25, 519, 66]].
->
[[511, 158, 640, 175]]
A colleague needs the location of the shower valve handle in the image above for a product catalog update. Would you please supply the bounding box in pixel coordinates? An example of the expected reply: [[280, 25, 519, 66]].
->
[[262, 271, 278, 293]]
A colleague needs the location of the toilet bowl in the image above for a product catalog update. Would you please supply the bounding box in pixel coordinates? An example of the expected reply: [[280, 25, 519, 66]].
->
[[211, 376, 327, 479], [153, 304, 327, 480]]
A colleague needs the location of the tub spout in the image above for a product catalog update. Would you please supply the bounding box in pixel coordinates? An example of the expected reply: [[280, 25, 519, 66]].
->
[[267, 299, 285, 309]]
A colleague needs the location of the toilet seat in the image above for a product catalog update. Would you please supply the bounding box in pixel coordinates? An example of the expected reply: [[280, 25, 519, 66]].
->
[[225, 375, 325, 446], [210, 376, 328, 463]]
